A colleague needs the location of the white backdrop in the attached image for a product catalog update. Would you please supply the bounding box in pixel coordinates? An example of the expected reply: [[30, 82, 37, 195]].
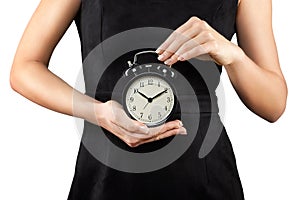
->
[[0, 0, 299, 199]]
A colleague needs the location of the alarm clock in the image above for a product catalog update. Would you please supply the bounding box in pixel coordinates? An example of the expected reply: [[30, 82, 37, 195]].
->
[[121, 50, 178, 127]]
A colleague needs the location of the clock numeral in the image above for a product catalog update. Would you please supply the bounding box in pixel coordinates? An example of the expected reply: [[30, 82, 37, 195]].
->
[[129, 97, 134, 102], [167, 97, 171, 103], [140, 112, 144, 118], [140, 82, 144, 87], [165, 105, 168, 111], [158, 112, 162, 119], [148, 79, 153, 85], [148, 114, 152, 120], [131, 105, 136, 111], [158, 82, 161, 87], [134, 88, 138, 94]]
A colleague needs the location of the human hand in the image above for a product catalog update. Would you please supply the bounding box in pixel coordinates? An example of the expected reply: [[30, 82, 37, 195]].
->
[[94, 100, 187, 147], [155, 16, 243, 66]]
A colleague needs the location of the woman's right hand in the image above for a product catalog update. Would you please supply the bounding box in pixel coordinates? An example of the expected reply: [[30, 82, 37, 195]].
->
[[94, 100, 187, 148]]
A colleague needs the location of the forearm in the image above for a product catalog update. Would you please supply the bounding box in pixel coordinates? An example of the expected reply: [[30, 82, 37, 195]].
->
[[224, 50, 287, 122], [10, 61, 101, 125]]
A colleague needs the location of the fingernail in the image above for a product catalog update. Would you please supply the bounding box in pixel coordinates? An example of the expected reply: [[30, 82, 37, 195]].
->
[[179, 121, 183, 126], [139, 125, 149, 133], [158, 54, 164, 60], [180, 131, 187, 135], [155, 49, 162, 54], [164, 58, 173, 65], [177, 56, 184, 61]]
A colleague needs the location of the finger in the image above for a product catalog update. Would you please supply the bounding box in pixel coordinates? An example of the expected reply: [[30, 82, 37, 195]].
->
[[108, 114, 150, 139], [109, 121, 151, 147], [176, 16, 200, 35], [148, 120, 183, 135], [157, 48, 175, 63], [135, 126, 187, 147], [118, 119, 184, 142], [109, 119, 185, 147], [179, 41, 214, 61], [156, 19, 196, 55], [161, 30, 201, 65], [154, 126, 187, 139], [156, 32, 180, 59], [163, 29, 214, 65], [156, 17, 207, 57], [164, 36, 199, 65], [156, 16, 203, 54], [117, 121, 186, 148], [109, 104, 149, 134], [176, 30, 213, 56]]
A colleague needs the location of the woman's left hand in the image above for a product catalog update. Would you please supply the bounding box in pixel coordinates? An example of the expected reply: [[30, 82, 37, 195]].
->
[[156, 16, 243, 66]]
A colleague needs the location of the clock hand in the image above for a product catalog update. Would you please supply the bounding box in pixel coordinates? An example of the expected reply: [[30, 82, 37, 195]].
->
[[137, 90, 151, 102], [143, 102, 149, 110], [143, 89, 168, 109], [151, 89, 168, 101]]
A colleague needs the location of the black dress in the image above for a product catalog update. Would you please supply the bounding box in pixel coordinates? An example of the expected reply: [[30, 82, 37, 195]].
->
[[68, 0, 245, 199]]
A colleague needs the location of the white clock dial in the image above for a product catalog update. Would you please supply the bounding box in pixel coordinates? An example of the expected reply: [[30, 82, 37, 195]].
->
[[125, 75, 175, 126]]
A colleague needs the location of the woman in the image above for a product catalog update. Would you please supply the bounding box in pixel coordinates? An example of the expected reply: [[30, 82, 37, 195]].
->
[[10, 0, 287, 199]]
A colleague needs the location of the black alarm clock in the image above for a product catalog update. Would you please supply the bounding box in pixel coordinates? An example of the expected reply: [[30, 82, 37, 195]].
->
[[121, 50, 178, 127]]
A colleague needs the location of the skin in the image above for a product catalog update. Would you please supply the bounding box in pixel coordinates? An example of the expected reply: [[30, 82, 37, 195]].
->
[[10, 0, 287, 147], [157, 0, 287, 122]]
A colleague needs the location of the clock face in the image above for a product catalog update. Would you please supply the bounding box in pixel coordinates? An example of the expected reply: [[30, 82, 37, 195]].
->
[[124, 75, 175, 126]]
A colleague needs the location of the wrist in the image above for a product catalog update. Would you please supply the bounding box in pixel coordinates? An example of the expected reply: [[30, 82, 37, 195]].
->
[[225, 45, 247, 70], [82, 98, 102, 126], [72, 90, 102, 125]]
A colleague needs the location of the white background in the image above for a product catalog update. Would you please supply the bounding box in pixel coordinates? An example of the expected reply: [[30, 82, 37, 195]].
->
[[0, 0, 299, 199]]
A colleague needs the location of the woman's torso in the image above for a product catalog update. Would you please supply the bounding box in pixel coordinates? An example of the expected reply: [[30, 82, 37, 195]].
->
[[67, 0, 244, 199]]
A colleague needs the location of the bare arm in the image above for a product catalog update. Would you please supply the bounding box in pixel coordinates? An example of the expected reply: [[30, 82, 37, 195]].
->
[[226, 0, 288, 122], [9, 0, 94, 121], [156, 0, 287, 122], [10, 0, 186, 147]]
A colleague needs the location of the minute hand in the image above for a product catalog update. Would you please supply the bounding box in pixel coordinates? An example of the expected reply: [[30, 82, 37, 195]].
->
[[151, 89, 168, 101]]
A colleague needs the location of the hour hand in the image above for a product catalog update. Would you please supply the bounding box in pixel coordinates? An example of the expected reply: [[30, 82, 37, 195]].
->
[[137, 90, 151, 102]]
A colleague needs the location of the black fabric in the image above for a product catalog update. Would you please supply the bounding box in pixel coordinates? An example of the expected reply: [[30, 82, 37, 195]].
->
[[68, 0, 245, 199]]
